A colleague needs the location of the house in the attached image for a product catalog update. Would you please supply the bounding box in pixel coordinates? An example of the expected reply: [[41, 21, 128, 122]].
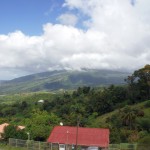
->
[[0, 123, 25, 139], [47, 126, 109, 150], [17, 125, 25, 130], [0, 123, 9, 139], [38, 99, 44, 103]]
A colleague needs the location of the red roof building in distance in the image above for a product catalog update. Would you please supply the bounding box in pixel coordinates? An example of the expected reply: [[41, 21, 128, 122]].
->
[[47, 126, 109, 148]]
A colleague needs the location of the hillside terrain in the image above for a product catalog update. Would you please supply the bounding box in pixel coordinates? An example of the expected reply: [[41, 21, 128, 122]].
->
[[0, 90, 149, 144], [0, 65, 149, 145], [0, 69, 129, 94]]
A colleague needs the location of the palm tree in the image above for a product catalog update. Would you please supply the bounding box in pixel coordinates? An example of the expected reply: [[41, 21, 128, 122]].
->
[[121, 106, 136, 130]]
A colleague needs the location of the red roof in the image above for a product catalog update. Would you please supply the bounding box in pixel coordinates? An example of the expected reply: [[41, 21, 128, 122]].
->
[[47, 126, 109, 147]]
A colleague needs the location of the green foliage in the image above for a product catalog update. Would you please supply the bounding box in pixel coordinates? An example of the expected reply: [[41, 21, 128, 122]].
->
[[144, 100, 150, 108], [138, 135, 150, 144], [85, 112, 98, 127], [21, 109, 61, 141], [121, 106, 137, 129], [2, 125, 27, 141], [136, 117, 150, 132], [110, 128, 121, 143], [125, 64, 150, 103]]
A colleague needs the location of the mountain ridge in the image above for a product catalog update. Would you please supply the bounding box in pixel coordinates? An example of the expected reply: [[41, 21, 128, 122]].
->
[[0, 69, 130, 94]]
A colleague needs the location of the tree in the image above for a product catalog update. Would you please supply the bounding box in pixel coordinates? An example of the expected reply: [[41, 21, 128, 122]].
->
[[22, 109, 61, 141], [121, 106, 136, 130], [20, 101, 28, 110], [2, 125, 27, 141], [125, 64, 150, 102], [136, 117, 150, 132]]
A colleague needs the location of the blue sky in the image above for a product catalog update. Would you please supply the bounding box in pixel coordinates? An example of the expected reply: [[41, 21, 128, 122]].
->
[[0, 0, 64, 35], [0, 0, 150, 80]]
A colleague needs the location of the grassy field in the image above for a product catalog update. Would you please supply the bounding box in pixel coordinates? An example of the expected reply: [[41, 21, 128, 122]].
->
[[0, 144, 26, 150]]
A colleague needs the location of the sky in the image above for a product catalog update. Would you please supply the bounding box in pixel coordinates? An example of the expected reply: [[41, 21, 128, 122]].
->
[[0, 0, 150, 80]]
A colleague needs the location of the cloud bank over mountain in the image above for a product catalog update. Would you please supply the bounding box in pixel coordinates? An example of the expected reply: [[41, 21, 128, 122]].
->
[[0, 0, 150, 79]]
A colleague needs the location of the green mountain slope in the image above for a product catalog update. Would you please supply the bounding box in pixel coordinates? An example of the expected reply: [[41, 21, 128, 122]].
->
[[90, 100, 150, 127], [0, 69, 129, 94], [89, 100, 150, 143]]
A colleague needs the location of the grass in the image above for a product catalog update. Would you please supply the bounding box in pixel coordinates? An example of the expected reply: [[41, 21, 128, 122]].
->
[[0, 144, 27, 150], [90, 100, 150, 127]]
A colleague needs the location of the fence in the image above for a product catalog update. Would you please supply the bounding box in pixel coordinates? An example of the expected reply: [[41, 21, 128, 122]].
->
[[108, 143, 150, 150], [109, 143, 137, 150], [9, 138, 58, 150], [9, 138, 150, 150]]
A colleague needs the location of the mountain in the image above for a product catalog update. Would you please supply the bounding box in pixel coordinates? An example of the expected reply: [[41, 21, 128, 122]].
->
[[0, 69, 130, 94], [0, 80, 6, 84]]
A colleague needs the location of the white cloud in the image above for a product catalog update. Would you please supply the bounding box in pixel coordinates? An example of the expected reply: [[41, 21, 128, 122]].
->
[[0, 0, 150, 79], [57, 13, 78, 26]]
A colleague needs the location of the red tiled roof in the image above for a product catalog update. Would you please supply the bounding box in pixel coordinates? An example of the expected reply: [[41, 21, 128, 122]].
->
[[47, 126, 109, 147], [0, 123, 25, 134], [17, 125, 25, 130], [0, 123, 9, 139], [0, 123, 9, 133]]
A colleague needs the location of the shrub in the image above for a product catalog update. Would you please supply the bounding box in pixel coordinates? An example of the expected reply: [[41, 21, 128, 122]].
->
[[144, 100, 150, 108]]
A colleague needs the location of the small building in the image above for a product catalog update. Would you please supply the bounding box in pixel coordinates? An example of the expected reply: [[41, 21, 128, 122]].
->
[[17, 125, 25, 130], [38, 99, 45, 103], [0, 123, 9, 139], [0, 123, 25, 139], [47, 126, 109, 150]]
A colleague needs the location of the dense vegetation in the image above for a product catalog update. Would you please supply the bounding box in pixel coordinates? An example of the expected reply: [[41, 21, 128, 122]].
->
[[0, 65, 150, 144]]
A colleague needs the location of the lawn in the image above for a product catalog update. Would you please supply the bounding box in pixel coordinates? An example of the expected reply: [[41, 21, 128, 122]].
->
[[0, 144, 26, 150]]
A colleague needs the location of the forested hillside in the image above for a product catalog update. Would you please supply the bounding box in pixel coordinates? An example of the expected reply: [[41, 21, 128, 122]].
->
[[0, 69, 129, 94], [0, 65, 149, 144]]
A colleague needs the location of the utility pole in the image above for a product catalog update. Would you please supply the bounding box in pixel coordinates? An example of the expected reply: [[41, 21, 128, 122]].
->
[[75, 117, 80, 150]]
